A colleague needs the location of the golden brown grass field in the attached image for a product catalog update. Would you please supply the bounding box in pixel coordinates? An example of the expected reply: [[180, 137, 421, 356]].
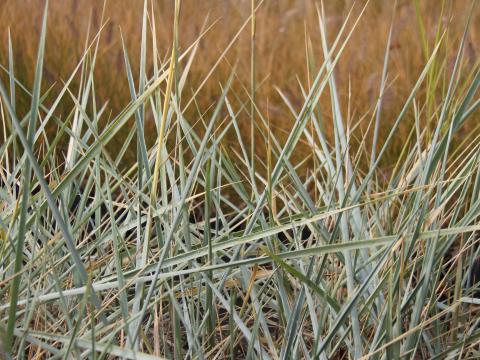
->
[[1, 0, 478, 165]]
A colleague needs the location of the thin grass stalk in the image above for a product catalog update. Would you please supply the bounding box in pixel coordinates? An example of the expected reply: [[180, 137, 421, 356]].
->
[[4, 3, 48, 352]]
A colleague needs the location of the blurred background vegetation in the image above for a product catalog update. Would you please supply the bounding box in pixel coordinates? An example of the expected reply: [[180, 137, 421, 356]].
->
[[0, 0, 478, 168]]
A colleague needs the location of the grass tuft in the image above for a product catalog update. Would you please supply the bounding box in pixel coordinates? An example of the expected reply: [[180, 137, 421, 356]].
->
[[1, 1, 480, 358]]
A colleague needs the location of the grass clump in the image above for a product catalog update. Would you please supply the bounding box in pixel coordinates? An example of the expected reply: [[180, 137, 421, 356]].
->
[[1, 1, 480, 358]]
